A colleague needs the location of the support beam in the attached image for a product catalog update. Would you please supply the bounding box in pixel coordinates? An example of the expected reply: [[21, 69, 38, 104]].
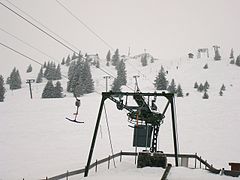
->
[[84, 96, 106, 177]]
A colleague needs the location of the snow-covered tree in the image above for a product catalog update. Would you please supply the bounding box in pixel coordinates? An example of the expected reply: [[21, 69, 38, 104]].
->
[[111, 78, 121, 92], [194, 82, 199, 89], [220, 84, 226, 91], [203, 63, 208, 69], [112, 49, 120, 67], [61, 58, 65, 65], [203, 81, 210, 90], [82, 60, 94, 94], [168, 79, 177, 94], [26, 64, 32, 73], [230, 48, 234, 59], [141, 53, 148, 66], [219, 90, 223, 96], [154, 66, 168, 90], [54, 81, 63, 98], [176, 84, 184, 97], [106, 50, 111, 66], [66, 55, 71, 66], [198, 83, 204, 92], [0, 75, 6, 102], [116, 59, 127, 86], [9, 67, 22, 90], [236, 55, 240, 66], [214, 48, 221, 61], [42, 80, 55, 98], [202, 90, 209, 99], [36, 67, 43, 83]]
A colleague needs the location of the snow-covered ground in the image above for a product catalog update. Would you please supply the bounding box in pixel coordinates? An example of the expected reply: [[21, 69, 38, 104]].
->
[[1, 56, 240, 179]]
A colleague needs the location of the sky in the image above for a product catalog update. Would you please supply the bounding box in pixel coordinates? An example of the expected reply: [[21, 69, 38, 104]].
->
[[0, 0, 240, 75]]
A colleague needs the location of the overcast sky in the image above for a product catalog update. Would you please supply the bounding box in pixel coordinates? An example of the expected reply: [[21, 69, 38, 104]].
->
[[0, 0, 240, 74]]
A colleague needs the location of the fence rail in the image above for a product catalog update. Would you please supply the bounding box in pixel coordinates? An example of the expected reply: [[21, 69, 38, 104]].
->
[[46, 151, 222, 180]]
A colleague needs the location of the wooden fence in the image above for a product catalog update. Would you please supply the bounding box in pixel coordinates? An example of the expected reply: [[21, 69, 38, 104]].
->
[[42, 151, 226, 180]]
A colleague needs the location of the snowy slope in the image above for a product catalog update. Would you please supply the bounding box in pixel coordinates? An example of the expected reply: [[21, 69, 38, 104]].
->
[[1, 54, 240, 179]]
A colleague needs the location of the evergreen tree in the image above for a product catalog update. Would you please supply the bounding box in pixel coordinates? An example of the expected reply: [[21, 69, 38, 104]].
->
[[0, 75, 6, 102], [42, 80, 55, 98], [26, 64, 32, 73], [150, 57, 154, 63], [230, 48, 234, 59], [168, 79, 177, 94], [36, 67, 43, 83], [116, 59, 127, 86], [141, 53, 148, 66], [55, 64, 62, 80], [43, 62, 47, 68], [111, 78, 121, 92], [96, 60, 100, 68], [202, 90, 209, 99], [219, 90, 223, 96], [176, 84, 184, 97], [203, 63, 208, 69], [82, 60, 94, 94], [203, 81, 210, 90], [72, 52, 78, 60], [66, 55, 71, 66], [154, 66, 168, 90], [220, 84, 226, 91], [61, 58, 65, 65], [236, 55, 240, 66], [230, 59, 235, 64], [54, 81, 63, 98], [9, 67, 22, 90], [112, 49, 120, 67], [198, 83, 204, 92], [6, 77, 10, 84], [214, 48, 221, 61], [194, 82, 199, 89], [106, 50, 111, 66]]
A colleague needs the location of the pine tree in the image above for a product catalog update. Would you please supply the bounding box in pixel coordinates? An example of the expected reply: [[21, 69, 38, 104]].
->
[[202, 90, 209, 99], [168, 79, 177, 94], [96, 60, 100, 68], [36, 67, 43, 83], [176, 84, 184, 97], [154, 66, 168, 90], [54, 81, 63, 98], [66, 55, 71, 66], [55, 64, 62, 80], [9, 67, 22, 90], [112, 49, 120, 67], [141, 54, 148, 66], [236, 55, 240, 66], [61, 58, 65, 65], [203, 63, 208, 69], [42, 80, 55, 98], [43, 62, 47, 68], [111, 78, 121, 92], [0, 75, 6, 102], [214, 48, 221, 61], [150, 57, 154, 63], [219, 90, 223, 96], [220, 84, 226, 91], [194, 82, 199, 89], [203, 81, 210, 90], [26, 64, 33, 73], [230, 48, 234, 59], [82, 60, 94, 94], [72, 52, 78, 60], [116, 59, 127, 86], [198, 83, 204, 92], [230, 59, 235, 64], [106, 50, 111, 66]]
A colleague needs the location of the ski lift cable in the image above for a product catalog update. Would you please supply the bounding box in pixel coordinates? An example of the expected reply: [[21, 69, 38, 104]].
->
[[54, 0, 153, 87], [0, 26, 61, 64]]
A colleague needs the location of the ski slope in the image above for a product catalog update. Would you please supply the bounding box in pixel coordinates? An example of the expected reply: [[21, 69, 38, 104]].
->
[[1, 55, 240, 179]]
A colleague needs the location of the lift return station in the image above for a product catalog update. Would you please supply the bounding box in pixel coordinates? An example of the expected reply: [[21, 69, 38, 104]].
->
[[84, 91, 180, 177]]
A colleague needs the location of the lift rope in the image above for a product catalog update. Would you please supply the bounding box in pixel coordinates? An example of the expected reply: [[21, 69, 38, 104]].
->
[[103, 104, 116, 168]]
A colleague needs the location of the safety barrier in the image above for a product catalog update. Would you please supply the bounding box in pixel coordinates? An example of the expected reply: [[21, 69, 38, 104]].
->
[[42, 151, 222, 180]]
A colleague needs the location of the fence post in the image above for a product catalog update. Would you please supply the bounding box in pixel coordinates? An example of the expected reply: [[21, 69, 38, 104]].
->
[[66, 171, 69, 180], [194, 153, 197, 169], [200, 156, 202, 169], [120, 151, 122, 162], [95, 159, 98, 172], [108, 155, 110, 169]]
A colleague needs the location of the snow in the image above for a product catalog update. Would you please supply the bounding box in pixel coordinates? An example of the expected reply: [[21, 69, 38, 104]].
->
[[1, 55, 240, 179]]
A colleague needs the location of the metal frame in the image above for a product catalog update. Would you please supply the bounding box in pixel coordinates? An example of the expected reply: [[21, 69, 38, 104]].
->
[[84, 91, 179, 177]]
